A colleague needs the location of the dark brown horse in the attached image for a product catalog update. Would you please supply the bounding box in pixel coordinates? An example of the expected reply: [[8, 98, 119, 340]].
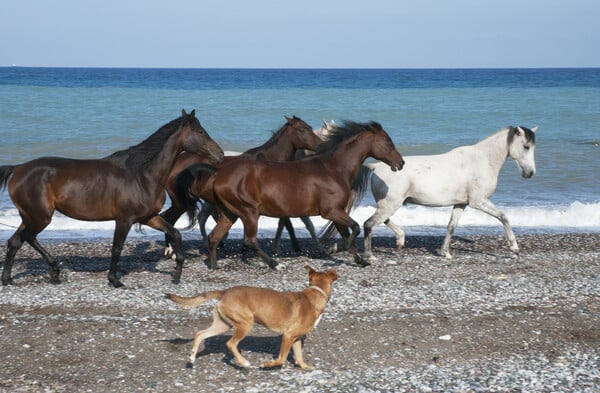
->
[[161, 116, 322, 255], [179, 121, 404, 270], [0, 110, 224, 287]]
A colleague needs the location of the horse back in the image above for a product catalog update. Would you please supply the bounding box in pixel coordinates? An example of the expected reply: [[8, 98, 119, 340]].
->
[[214, 158, 346, 218]]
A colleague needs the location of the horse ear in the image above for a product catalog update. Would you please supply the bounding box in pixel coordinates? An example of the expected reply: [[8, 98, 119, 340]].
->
[[285, 115, 292, 122], [190, 109, 196, 118], [531, 126, 538, 133], [182, 109, 188, 117]]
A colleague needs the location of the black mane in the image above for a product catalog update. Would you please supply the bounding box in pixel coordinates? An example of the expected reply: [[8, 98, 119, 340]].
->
[[106, 116, 182, 171], [508, 126, 536, 144], [316, 121, 382, 154], [244, 118, 294, 155]]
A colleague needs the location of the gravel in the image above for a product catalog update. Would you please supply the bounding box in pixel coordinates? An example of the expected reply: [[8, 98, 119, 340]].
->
[[0, 233, 599, 392]]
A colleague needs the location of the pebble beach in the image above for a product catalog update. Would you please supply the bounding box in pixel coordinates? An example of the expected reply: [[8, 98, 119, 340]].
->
[[0, 232, 598, 392]]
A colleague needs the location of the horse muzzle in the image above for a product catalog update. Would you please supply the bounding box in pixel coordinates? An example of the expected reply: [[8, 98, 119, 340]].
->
[[390, 159, 405, 172], [521, 169, 535, 179]]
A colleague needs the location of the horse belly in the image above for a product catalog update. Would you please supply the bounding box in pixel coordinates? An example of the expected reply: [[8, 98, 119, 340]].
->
[[399, 160, 469, 206]]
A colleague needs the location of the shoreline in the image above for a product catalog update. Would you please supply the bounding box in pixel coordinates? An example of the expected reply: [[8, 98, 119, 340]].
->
[[1, 233, 599, 392]]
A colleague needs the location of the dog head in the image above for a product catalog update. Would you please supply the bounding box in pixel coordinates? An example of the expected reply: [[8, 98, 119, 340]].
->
[[304, 265, 339, 288]]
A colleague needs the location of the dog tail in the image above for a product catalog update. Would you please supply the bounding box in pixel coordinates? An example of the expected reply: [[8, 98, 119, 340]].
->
[[165, 290, 224, 309]]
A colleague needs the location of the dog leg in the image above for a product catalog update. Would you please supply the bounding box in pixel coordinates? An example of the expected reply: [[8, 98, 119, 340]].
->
[[226, 324, 252, 368], [188, 309, 230, 365], [263, 334, 295, 368], [291, 339, 314, 370]]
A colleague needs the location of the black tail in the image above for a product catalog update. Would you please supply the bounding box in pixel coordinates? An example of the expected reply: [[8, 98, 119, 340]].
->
[[320, 164, 373, 240], [173, 163, 218, 229], [0, 166, 15, 192]]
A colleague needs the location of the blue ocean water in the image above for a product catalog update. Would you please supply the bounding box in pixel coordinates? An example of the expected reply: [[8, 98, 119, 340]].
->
[[0, 67, 599, 239]]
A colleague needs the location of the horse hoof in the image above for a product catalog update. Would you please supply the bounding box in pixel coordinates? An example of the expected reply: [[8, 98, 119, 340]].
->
[[109, 279, 125, 288], [171, 270, 182, 284], [357, 260, 371, 268]]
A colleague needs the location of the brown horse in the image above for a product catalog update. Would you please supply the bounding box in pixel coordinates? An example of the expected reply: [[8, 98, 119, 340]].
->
[[161, 116, 322, 255], [0, 110, 224, 287], [180, 121, 404, 270]]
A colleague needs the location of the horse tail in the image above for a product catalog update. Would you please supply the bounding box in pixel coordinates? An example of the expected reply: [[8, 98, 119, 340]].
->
[[320, 164, 374, 240], [173, 163, 218, 229], [0, 165, 15, 192], [165, 290, 225, 309]]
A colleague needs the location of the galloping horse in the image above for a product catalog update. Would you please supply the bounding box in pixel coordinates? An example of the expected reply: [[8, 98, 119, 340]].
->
[[272, 120, 336, 255], [0, 110, 224, 287], [336, 126, 537, 260], [179, 121, 404, 270], [162, 116, 322, 255]]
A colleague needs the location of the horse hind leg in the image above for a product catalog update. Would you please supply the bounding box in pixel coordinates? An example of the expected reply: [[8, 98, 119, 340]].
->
[[3, 218, 59, 285], [2, 229, 25, 285]]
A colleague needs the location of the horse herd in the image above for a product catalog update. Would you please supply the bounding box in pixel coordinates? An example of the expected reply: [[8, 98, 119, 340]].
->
[[0, 110, 537, 287]]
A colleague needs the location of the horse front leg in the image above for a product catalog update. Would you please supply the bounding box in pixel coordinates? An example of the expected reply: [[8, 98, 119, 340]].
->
[[325, 211, 367, 267], [272, 219, 286, 255], [282, 218, 302, 254], [440, 204, 466, 258], [159, 205, 186, 260], [143, 215, 184, 283], [27, 237, 60, 284], [470, 199, 519, 259], [300, 216, 327, 256], [108, 221, 132, 288]]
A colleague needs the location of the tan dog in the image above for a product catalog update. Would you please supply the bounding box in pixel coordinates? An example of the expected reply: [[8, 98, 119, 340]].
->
[[165, 265, 338, 369]]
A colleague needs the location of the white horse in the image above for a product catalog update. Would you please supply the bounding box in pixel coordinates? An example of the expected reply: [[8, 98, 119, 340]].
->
[[346, 126, 537, 260]]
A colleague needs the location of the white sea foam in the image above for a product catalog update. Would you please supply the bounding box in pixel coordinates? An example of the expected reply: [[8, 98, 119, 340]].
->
[[0, 201, 598, 240]]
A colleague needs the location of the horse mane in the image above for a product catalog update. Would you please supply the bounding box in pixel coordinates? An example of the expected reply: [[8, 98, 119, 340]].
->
[[507, 126, 536, 144], [243, 117, 299, 155], [105, 116, 182, 171], [315, 121, 382, 154]]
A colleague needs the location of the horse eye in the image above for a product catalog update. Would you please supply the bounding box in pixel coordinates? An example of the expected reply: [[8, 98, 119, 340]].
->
[[524, 145, 530, 151]]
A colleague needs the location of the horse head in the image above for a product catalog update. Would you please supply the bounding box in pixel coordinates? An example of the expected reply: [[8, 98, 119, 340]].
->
[[179, 109, 224, 164], [365, 122, 405, 172], [508, 126, 537, 178], [284, 115, 322, 151], [314, 119, 337, 140]]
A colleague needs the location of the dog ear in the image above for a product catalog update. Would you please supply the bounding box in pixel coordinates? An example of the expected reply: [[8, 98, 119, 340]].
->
[[326, 269, 339, 282], [304, 264, 316, 274]]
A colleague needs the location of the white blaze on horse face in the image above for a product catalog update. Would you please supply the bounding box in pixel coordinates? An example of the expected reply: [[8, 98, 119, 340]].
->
[[511, 127, 536, 178]]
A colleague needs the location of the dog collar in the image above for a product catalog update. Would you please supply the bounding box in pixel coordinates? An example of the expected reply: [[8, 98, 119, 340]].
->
[[309, 285, 329, 300]]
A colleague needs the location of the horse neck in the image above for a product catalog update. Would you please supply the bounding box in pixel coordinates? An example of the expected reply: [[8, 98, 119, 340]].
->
[[248, 129, 297, 160], [475, 129, 511, 173], [325, 137, 371, 183], [135, 130, 183, 188]]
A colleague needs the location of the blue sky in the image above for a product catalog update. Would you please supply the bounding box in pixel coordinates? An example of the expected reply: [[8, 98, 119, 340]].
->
[[1, 0, 598, 68]]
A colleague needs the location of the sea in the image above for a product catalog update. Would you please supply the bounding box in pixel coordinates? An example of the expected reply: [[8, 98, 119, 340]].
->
[[0, 67, 599, 240]]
